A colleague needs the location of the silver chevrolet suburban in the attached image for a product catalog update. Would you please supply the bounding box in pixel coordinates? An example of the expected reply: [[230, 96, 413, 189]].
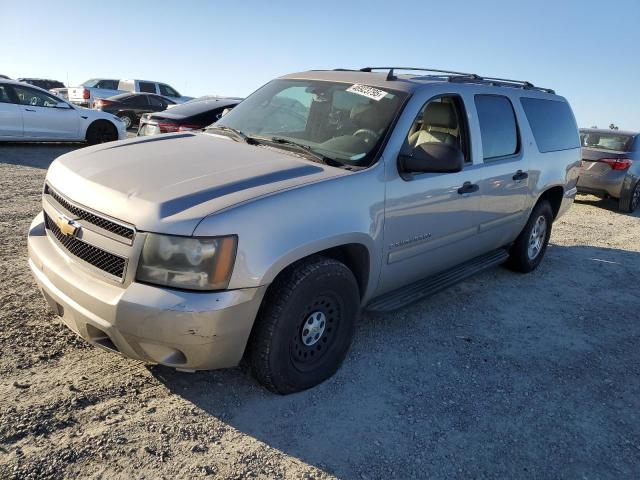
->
[[27, 67, 581, 394]]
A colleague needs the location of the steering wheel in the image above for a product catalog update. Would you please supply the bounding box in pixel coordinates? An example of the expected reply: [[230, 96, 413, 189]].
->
[[353, 128, 380, 142], [30, 97, 39, 106]]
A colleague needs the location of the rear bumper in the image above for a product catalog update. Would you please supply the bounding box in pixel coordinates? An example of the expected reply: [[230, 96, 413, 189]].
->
[[28, 212, 267, 370], [577, 171, 626, 199], [557, 186, 577, 219]]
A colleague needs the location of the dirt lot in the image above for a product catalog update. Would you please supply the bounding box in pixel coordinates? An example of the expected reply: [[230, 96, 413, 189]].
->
[[1, 143, 639, 479]]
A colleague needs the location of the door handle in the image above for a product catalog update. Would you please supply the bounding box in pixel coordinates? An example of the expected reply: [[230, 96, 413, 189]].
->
[[513, 170, 529, 181], [25, 108, 36, 112], [457, 181, 479, 195]]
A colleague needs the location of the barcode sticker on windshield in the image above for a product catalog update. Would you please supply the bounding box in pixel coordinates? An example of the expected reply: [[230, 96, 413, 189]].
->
[[346, 84, 388, 101]]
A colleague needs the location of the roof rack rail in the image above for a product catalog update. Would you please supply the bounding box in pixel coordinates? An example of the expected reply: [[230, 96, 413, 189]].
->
[[357, 67, 555, 94], [359, 67, 477, 81]]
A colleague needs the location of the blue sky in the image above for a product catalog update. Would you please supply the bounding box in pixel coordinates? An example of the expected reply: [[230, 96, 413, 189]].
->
[[2, 0, 638, 130]]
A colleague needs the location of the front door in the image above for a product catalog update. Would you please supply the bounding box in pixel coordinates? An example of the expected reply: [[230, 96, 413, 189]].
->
[[0, 84, 23, 137], [380, 95, 485, 294], [12, 85, 79, 139]]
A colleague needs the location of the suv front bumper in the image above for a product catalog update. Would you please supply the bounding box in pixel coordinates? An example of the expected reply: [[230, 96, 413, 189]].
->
[[27, 212, 267, 370]]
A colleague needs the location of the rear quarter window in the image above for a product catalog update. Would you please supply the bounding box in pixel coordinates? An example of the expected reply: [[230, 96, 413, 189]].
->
[[474, 95, 519, 160], [520, 98, 579, 153], [138, 82, 156, 94]]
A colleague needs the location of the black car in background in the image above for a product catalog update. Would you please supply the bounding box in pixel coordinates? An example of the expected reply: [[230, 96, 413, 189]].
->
[[137, 96, 242, 135], [94, 93, 176, 129], [17, 78, 65, 90]]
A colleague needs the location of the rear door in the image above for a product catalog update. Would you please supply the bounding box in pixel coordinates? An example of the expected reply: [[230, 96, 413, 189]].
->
[[471, 94, 529, 247], [148, 95, 168, 113], [12, 85, 80, 139], [0, 84, 23, 137]]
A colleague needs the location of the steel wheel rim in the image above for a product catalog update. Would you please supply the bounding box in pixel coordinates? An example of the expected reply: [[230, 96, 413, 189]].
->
[[291, 295, 339, 370], [527, 215, 547, 260]]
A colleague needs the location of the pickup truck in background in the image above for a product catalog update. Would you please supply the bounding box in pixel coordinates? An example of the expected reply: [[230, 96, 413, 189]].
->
[[67, 79, 192, 107], [68, 79, 121, 108]]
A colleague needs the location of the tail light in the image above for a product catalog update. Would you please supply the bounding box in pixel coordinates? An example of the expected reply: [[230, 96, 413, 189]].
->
[[82, 89, 90, 100], [601, 158, 633, 170], [177, 124, 201, 132], [94, 99, 112, 109], [158, 122, 179, 133]]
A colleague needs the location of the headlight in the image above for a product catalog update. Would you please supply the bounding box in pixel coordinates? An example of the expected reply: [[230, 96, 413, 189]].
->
[[136, 234, 237, 291]]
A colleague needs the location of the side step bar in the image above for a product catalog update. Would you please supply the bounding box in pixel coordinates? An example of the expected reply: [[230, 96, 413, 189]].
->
[[366, 248, 509, 312]]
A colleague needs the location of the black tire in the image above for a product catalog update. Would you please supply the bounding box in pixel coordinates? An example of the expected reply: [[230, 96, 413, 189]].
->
[[506, 200, 554, 273], [117, 112, 135, 130], [619, 180, 640, 213], [86, 121, 118, 145], [248, 256, 360, 394]]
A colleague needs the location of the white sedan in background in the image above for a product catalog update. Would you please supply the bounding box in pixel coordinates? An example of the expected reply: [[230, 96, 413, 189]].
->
[[0, 80, 126, 144]]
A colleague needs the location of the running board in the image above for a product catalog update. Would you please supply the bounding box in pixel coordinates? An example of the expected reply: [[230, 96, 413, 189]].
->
[[366, 248, 509, 312]]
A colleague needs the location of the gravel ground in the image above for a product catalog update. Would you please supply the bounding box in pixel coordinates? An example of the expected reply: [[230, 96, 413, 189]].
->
[[1, 143, 639, 479]]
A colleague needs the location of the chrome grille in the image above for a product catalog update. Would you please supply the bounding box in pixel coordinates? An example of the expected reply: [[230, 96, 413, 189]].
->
[[45, 185, 135, 240], [44, 213, 127, 280]]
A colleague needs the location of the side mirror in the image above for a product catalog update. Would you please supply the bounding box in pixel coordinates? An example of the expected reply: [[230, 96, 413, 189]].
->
[[399, 142, 464, 176], [55, 102, 71, 109]]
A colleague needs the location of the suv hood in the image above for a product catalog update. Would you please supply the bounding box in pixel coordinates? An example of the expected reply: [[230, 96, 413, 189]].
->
[[46, 133, 345, 235]]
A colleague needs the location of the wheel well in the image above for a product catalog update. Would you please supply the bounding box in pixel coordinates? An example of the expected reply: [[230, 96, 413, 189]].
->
[[268, 244, 370, 300], [316, 244, 370, 299], [538, 186, 564, 219], [86, 119, 116, 140]]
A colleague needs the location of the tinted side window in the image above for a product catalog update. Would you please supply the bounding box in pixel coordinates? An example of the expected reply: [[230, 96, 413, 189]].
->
[[159, 84, 179, 97], [139, 82, 156, 93], [13, 85, 61, 108], [125, 95, 149, 107], [520, 98, 579, 153], [474, 95, 518, 160], [148, 96, 165, 107], [0, 85, 13, 103], [97, 80, 119, 89]]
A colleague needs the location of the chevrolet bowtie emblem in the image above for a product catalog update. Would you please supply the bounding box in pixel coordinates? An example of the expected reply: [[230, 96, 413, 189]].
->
[[56, 215, 80, 237]]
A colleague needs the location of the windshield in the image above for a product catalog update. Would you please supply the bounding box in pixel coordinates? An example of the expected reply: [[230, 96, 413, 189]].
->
[[211, 79, 407, 166], [82, 79, 100, 88], [580, 131, 634, 152]]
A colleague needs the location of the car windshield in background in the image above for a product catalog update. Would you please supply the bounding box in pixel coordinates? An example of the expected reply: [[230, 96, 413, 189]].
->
[[82, 79, 101, 88], [211, 79, 407, 166], [580, 132, 633, 152]]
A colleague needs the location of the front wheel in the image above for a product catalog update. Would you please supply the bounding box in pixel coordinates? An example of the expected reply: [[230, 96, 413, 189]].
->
[[248, 256, 360, 394], [506, 200, 553, 273], [86, 121, 118, 145]]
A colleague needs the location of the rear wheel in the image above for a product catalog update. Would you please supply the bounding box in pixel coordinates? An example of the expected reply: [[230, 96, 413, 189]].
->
[[117, 112, 135, 130], [619, 180, 640, 213], [249, 256, 360, 394], [506, 200, 553, 273], [86, 121, 118, 145]]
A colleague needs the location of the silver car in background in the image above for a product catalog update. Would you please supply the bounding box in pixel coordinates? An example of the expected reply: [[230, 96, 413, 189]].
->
[[578, 128, 640, 212]]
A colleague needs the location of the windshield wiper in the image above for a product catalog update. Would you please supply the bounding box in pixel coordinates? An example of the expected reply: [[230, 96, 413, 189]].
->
[[267, 137, 341, 166], [206, 125, 250, 143]]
